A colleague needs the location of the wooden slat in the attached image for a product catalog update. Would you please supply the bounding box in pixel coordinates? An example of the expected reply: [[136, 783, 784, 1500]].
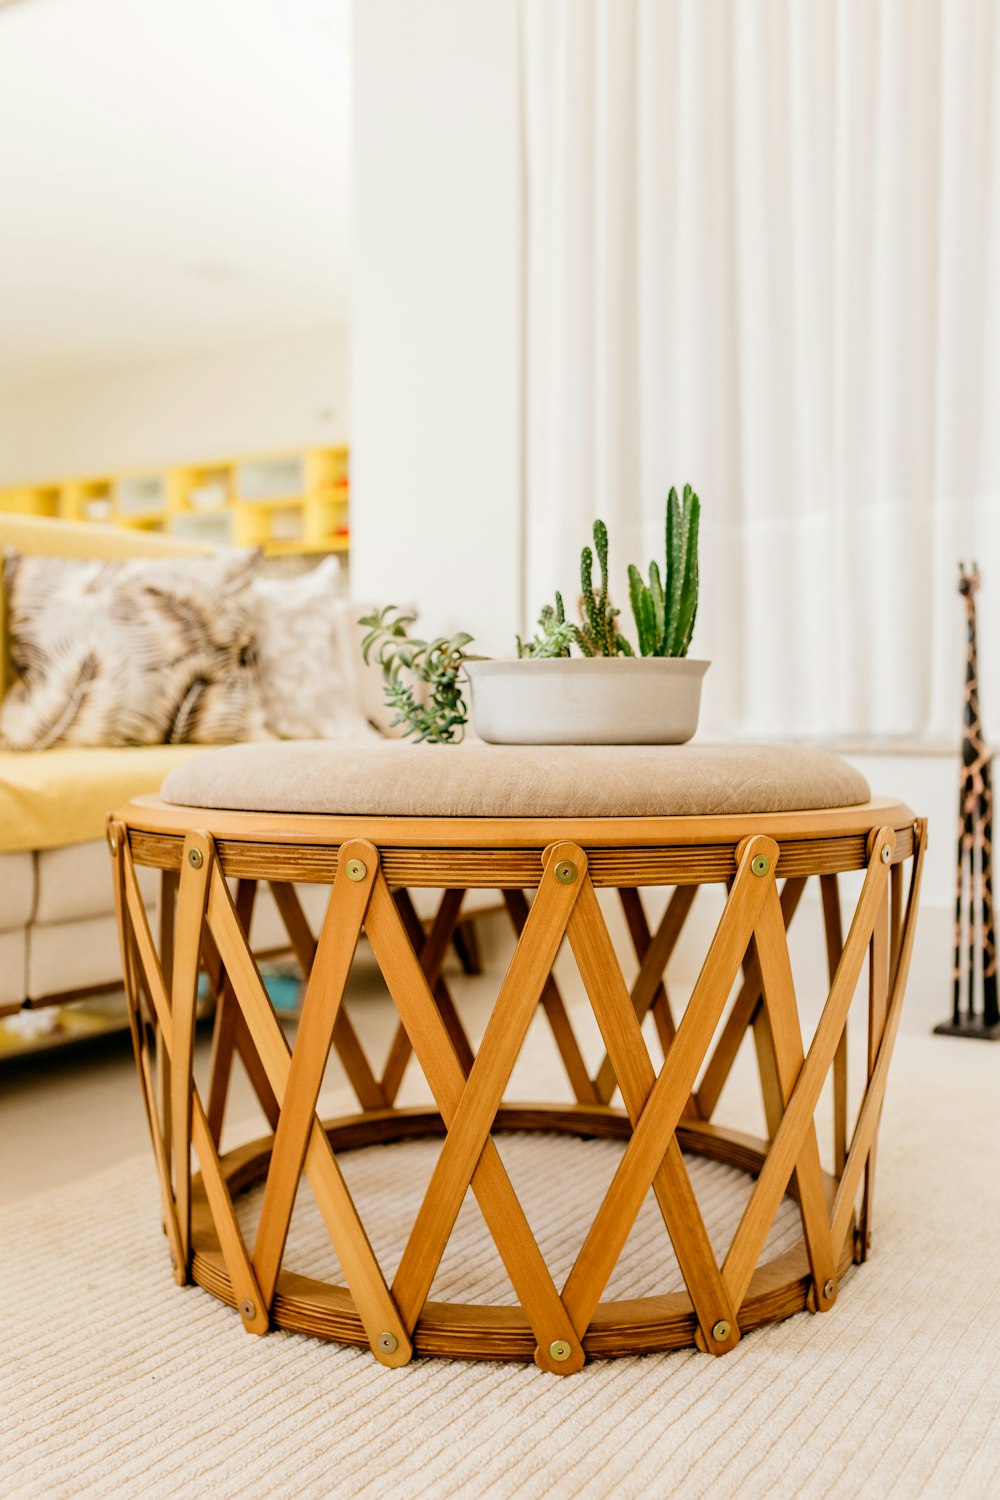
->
[[268, 879, 318, 968], [820, 874, 848, 1177], [364, 869, 586, 1375], [390, 888, 474, 1086], [594, 885, 697, 1102], [206, 885, 282, 1136], [753, 881, 838, 1309], [121, 793, 919, 851], [617, 886, 696, 1052], [157, 868, 178, 1180], [722, 829, 894, 1309], [204, 883, 282, 1141], [696, 878, 806, 1119], [205, 864, 412, 1365], [859, 886, 890, 1258], [253, 845, 377, 1306], [566, 877, 739, 1354], [219, 884, 283, 1134], [110, 825, 185, 1283], [191, 1095, 268, 1334], [391, 845, 585, 1349], [890, 859, 904, 989], [505, 887, 598, 1105], [137, 1041, 187, 1285], [751, 1000, 785, 1143], [170, 834, 213, 1268], [562, 837, 775, 1334], [831, 823, 926, 1252], [122, 837, 269, 1330]]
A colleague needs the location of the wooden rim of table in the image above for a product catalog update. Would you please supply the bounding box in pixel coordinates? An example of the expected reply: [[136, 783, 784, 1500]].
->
[[190, 1106, 855, 1360], [121, 796, 918, 887]]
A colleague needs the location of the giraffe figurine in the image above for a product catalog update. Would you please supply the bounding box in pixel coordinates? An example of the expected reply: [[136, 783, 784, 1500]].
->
[[935, 562, 1000, 1038]]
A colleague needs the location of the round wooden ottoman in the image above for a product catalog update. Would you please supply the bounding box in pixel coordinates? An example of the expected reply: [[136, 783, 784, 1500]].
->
[[108, 741, 925, 1376]]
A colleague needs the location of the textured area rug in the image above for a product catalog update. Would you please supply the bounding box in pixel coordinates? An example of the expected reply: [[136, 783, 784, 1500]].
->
[[2, 1032, 999, 1500]]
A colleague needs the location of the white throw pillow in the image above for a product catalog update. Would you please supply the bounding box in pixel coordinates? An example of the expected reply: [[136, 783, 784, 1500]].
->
[[250, 559, 379, 741], [1, 547, 267, 750]]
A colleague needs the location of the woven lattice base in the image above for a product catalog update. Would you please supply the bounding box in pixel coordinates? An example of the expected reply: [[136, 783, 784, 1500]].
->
[[190, 1108, 856, 1361], [109, 791, 924, 1374]]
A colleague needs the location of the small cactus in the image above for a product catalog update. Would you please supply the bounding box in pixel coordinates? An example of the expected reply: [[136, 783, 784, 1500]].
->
[[517, 592, 576, 658], [627, 485, 700, 657], [579, 521, 633, 657]]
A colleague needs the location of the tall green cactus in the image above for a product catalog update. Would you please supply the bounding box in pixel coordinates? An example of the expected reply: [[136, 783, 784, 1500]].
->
[[627, 485, 700, 657]]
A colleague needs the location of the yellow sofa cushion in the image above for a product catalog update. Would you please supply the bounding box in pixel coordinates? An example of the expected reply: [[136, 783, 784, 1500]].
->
[[0, 745, 209, 852]]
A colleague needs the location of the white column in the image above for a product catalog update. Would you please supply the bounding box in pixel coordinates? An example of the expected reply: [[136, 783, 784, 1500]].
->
[[350, 0, 523, 657]]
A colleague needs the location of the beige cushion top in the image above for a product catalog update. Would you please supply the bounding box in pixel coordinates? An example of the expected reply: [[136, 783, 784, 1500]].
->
[[160, 740, 871, 819]]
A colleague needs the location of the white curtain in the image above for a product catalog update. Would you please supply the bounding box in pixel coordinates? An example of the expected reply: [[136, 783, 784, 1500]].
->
[[522, 0, 1000, 739]]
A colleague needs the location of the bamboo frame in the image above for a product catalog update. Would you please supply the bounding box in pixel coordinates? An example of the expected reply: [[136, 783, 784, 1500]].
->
[[109, 794, 925, 1375]]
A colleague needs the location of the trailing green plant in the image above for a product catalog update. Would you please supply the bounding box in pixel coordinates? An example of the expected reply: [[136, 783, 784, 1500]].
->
[[626, 484, 700, 657], [359, 605, 472, 743]]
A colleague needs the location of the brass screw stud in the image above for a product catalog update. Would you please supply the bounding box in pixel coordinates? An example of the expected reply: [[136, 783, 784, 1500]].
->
[[346, 858, 368, 882], [549, 1339, 572, 1362], [711, 1320, 732, 1342], [554, 861, 578, 885], [376, 1331, 398, 1355], [188, 847, 204, 869], [240, 1299, 256, 1321], [881, 844, 891, 864], [751, 854, 770, 877], [823, 1279, 835, 1300]]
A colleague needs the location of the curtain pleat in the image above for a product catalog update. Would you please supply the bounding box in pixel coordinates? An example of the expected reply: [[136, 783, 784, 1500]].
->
[[522, 0, 1000, 738]]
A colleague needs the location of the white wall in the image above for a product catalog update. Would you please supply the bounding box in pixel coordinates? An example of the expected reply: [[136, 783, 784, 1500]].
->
[[350, 0, 522, 655], [0, 325, 350, 482]]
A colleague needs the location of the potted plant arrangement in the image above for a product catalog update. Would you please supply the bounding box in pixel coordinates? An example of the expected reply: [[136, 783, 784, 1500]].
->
[[359, 485, 708, 745]]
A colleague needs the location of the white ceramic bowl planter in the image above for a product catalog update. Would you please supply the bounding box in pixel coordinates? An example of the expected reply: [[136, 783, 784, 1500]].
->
[[464, 657, 710, 745]]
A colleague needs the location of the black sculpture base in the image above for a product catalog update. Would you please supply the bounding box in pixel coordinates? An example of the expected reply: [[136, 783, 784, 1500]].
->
[[933, 1017, 1000, 1041]]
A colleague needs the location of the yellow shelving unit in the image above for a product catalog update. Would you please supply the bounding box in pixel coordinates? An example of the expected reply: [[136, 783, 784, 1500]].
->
[[0, 445, 350, 558]]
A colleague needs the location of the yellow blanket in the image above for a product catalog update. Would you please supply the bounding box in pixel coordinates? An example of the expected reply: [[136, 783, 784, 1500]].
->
[[0, 745, 208, 852]]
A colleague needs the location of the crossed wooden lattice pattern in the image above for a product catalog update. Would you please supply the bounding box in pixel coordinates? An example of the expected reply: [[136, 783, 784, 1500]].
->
[[109, 816, 925, 1375]]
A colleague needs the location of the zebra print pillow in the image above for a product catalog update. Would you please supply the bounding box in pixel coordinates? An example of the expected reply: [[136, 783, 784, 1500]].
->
[[0, 548, 267, 750]]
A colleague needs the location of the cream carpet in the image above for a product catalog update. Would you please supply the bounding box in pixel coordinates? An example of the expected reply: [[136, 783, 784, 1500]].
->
[[2, 1032, 999, 1500]]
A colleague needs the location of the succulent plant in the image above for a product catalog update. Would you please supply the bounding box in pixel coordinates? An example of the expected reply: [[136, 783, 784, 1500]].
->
[[360, 487, 701, 737], [359, 605, 472, 743], [627, 485, 700, 657], [577, 520, 635, 657], [519, 521, 638, 660], [516, 592, 577, 658]]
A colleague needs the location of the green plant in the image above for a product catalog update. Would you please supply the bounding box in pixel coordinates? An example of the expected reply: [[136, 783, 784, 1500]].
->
[[359, 605, 472, 743], [627, 484, 700, 657], [519, 521, 636, 659], [579, 520, 634, 657], [359, 486, 701, 737], [516, 592, 575, 658]]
